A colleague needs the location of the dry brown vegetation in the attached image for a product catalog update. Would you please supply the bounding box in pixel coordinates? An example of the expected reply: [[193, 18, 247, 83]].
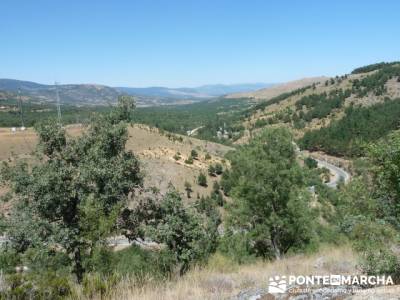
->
[[70, 245, 358, 300], [225, 77, 327, 100], [0, 124, 231, 204], [126, 125, 231, 198]]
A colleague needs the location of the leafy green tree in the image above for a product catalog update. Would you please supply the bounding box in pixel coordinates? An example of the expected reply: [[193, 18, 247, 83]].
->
[[222, 127, 317, 259], [147, 190, 217, 275], [369, 132, 400, 230], [1, 96, 142, 282], [197, 172, 207, 187]]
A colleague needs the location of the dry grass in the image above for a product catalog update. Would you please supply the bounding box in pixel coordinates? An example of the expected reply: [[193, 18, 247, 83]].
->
[[225, 77, 327, 100], [0, 124, 232, 208], [125, 125, 232, 197], [71, 245, 358, 300]]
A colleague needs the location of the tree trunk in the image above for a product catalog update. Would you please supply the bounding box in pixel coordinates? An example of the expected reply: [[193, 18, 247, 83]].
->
[[73, 247, 84, 283], [271, 232, 281, 260]]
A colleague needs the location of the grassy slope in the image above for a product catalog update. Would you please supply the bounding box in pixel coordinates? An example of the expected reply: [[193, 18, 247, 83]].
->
[[70, 245, 358, 299], [0, 125, 231, 206], [225, 76, 327, 100]]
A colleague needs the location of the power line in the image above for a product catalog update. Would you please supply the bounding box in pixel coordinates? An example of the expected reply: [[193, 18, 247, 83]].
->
[[55, 81, 62, 125], [18, 90, 24, 128]]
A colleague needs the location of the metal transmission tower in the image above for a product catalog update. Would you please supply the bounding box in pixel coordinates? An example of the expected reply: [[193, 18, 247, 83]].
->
[[55, 82, 62, 125], [18, 90, 25, 129]]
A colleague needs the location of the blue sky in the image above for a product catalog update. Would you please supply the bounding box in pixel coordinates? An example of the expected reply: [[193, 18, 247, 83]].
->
[[1, 0, 399, 87]]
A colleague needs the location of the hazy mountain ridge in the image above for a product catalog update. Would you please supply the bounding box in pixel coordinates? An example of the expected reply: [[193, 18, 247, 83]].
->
[[0, 79, 272, 106], [115, 83, 273, 99], [0, 79, 120, 106]]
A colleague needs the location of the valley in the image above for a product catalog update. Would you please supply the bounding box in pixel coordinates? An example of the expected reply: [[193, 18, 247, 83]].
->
[[1, 62, 400, 300], [2, 2, 400, 298]]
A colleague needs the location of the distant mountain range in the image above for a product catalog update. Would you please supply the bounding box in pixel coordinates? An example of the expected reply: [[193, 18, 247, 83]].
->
[[0, 79, 119, 106], [0, 79, 273, 106], [115, 83, 273, 99]]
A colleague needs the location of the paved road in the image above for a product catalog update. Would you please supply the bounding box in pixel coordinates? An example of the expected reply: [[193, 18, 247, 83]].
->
[[315, 158, 350, 188], [293, 142, 350, 189], [187, 126, 204, 136]]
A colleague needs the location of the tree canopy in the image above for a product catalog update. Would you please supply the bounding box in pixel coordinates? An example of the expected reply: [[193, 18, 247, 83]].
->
[[222, 127, 317, 259]]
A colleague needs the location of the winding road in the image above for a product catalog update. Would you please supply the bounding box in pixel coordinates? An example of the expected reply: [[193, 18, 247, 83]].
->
[[293, 142, 350, 189], [315, 158, 351, 188]]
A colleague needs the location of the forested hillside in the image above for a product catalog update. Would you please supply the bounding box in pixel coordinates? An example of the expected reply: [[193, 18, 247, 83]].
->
[[300, 99, 400, 156], [240, 62, 400, 157]]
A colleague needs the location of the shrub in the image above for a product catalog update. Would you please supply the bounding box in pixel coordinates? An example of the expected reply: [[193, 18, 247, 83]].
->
[[218, 231, 256, 264], [113, 246, 175, 280], [184, 156, 193, 164], [214, 163, 223, 175], [351, 220, 400, 279], [1, 272, 73, 300], [191, 149, 198, 160], [197, 172, 207, 187], [82, 273, 120, 299], [208, 165, 216, 176], [146, 191, 218, 274], [184, 181, 192, 198], [304, 157, 318, 169]]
